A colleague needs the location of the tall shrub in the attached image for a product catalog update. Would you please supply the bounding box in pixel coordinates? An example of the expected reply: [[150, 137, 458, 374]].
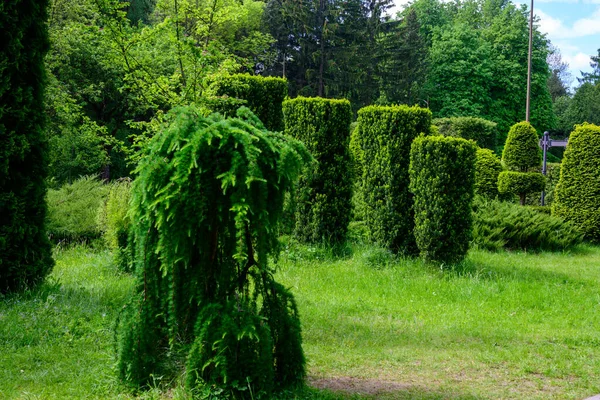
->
[[207, 74, 288, 131], [283, 97, 353, 244], [0, 0, 54, 293], [474, 148, 503, 199], [553, 123, 600, 242], [498, 121, 545, 205], [117, 107, 309, 395], [433, 116, 497, 150], [409, 136, 477, 263], [356, 105, 432, 253]]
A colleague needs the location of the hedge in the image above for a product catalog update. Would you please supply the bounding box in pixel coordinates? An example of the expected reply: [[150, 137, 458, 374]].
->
[[553, 123, 600, 242], [433, 116, 497, 150], [283, 97, 353, 244], [0, 0, 54, 293], [409, 135, 477, 263], [356, 105, 432, 253], [475, 148, 503, 199], [206, 74, 288, 131], [497, 171, 545, 196]]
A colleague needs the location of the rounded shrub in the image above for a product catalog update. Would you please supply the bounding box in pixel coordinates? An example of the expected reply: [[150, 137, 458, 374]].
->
[[283, 97, 353, 244], [356, 105, 432, 254], [502, 121, 541, 171], [433, 116, 497, 150], [553, 123, 600, 242], [206, 74, 288, 131], [409, 135, 477, 264], [497, 171, 545, 196], [475, 148, 503, 199], [117, 106, 309, 395]]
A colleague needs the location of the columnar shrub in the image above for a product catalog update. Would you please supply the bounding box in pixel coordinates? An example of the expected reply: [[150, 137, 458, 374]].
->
[[409, 136, 477, 263], [356, 105, 432, 253], [117, 107, 309, 396], [97, 179, 132, 271], [433, 116, 497, 150], [283, 97, 353, 244], [553, 123, 600, 242], [498, 121, 544, 205], [474, 148, 503, 199], [0, 0, 54, 293], [207, 74, 288, 131]]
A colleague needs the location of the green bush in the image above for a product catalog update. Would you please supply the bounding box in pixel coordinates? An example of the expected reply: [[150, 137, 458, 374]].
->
[[475, 148, 503, 199], [117, 107, 309, 395], [473, 197, 583, 251], [553, 123, 600, 242], [206, 74, 288, 131], [525, 162, 561, 207], [0, 0, 54, 293], [46, 176, 109, 243], [97, 179, 132, 271], [283, 97, 353, 244], [356, 105, 432, 253], [433, 116, 497, 150], [497, 171, 545, 196], [409, 135, 477, 264]]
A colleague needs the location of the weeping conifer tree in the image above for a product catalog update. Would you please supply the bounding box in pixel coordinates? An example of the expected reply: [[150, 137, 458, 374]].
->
[[0, 0, 54, 293], [117, 106, 310, 397]]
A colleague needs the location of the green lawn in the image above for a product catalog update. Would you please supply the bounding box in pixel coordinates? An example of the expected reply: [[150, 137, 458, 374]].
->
[[1, 244, 600, 399]]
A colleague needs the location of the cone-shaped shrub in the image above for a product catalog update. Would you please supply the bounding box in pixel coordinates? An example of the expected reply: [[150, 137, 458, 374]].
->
[[117, 107, 309, 396], [475, 148, 503, 199], [283, 97, 353, 244], [0, 0, 54, 293], [433, 116, 497, 150], [355, 105, 432, 253], [553, 123, 600, 242], [499, 122, 544, 205], [206, 74, 288, 131], [409, 136, 477, 263]]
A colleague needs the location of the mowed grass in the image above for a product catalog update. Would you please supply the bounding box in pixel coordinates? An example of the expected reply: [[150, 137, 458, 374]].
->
[[1, 243, 600, 399]]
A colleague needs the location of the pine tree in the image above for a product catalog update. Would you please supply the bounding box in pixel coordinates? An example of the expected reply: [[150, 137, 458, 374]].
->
[[578, 48, 600, 85], [0, 0, 54, 293]]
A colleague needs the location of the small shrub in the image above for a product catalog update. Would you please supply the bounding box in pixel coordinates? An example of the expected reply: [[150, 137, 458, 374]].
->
[[475, 148, 503, 199], [283, 97, 353, 244], [497, 171, 545, 196], [356, 105, 433, 254], [472, 197, 583, 251], [409, 135, 477, 264], [433, 116, 497, 150], [553, 123, 600, 242], [97, 179, 132, 271], [206, 74, 288, 131], [46, 176, 109, 243]]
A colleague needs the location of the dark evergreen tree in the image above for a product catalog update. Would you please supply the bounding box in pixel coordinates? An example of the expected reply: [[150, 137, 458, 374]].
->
[[578, 48, 600, 85], [0, 0, 54, 293]]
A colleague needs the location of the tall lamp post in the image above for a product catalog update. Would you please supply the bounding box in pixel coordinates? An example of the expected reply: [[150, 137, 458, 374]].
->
[[526, 0, 534, 122]]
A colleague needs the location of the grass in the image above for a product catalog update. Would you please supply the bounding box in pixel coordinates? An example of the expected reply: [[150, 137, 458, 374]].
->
[[1, 243, 600, 399]]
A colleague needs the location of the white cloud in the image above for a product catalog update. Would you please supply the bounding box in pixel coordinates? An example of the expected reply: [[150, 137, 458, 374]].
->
[[564, 52, 593, 71], [536, 7, 600, 39]]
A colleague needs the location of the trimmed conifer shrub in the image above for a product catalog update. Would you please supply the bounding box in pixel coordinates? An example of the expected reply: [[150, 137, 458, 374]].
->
[[206, 74, 288, 131], [409, 136, 477, 263], [475, 148, 503, 199], [117, 107, 309, 395], [433, 116, 497, 150], [283, 97, 353, 244], [355, 105, 432, 253], [499, 122, 544, 205], [553, 123, 600, 242], [0, 0, 54, 293]]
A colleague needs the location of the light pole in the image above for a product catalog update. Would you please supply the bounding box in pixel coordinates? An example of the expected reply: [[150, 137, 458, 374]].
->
[[526, 0, 534, 122]]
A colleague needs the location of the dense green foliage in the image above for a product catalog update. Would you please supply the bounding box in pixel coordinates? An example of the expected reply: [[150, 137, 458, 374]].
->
[[472, 197, 582, 251], [433, 117, 497, 150], [409, 136, 476, 263], [553, 123, 600, 243], [355, 105, 432, 253], [500, 122, 544, 205], [283, 97, 353, 244], [474, 148, 503, 199], [0, 0, 54, 293], [46, 176, 109, 243], [117, 106, 309, 396], [206, 74, 288, 131], [97, 179, 132, 271]]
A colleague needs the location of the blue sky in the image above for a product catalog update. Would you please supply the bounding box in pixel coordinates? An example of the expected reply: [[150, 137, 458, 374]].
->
[[392, 0, 600, 86]]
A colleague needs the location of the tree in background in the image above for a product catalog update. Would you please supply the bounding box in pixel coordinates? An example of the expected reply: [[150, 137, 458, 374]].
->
[[577, 48, 600, 85], [547, 45, 572, 101], [0, 0, 54, 293]]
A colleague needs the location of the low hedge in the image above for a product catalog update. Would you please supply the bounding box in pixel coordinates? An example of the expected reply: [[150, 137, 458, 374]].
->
[[497, 171, 545, 196], [433, 116, 497, 150]]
